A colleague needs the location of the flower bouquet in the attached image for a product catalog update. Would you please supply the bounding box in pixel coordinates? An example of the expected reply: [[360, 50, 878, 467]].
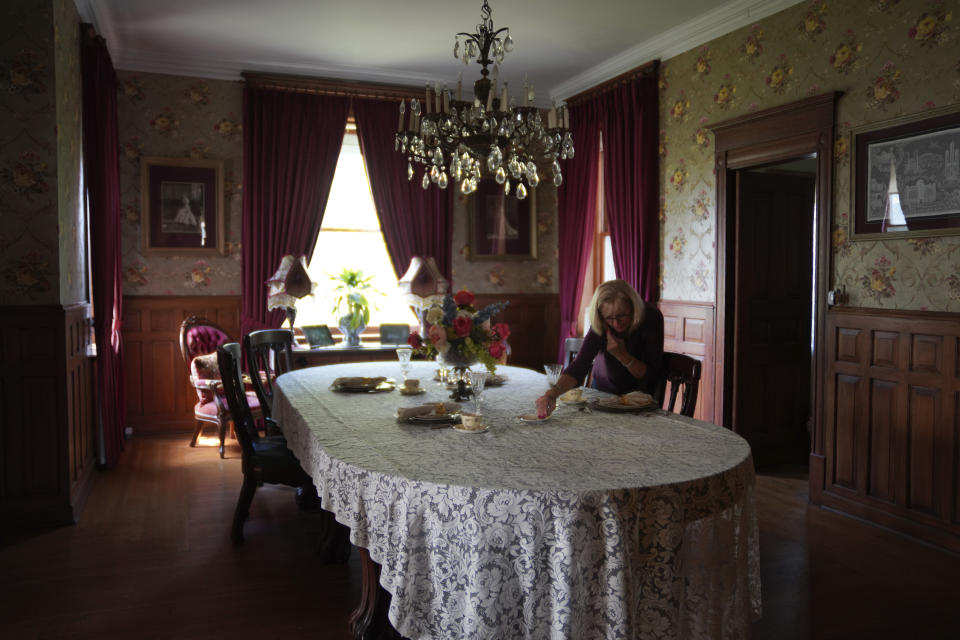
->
[[407, 289, 510, 373]]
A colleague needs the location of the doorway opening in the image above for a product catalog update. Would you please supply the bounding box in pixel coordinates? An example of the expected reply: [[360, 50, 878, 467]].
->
[[710, 92, 839, 481]]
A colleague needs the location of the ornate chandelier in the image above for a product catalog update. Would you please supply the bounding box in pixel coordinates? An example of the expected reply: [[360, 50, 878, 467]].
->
[[395, 0, 574, 200]]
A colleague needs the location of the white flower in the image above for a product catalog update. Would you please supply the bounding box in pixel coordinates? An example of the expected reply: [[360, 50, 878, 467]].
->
[[426, 306, 444, 325]]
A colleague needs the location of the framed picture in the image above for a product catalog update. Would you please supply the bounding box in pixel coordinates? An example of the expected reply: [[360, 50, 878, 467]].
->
[[140, 156, 224, 255], [467, 179, 537, 260], [851, 106, 960, 239]]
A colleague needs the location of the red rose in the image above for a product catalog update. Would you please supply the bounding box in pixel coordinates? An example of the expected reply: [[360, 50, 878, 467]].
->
[[453, 315, 472, 337], [492, 322, 510, 341], [454, 289, 475, 306], [488, 341, 505, 359], [407, 332, 423, 348]]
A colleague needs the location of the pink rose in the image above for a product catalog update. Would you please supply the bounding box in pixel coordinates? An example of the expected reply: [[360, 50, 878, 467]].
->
[[492, 322, 510, 341], [453, 315, 472, 338], [488, 341, 505, 359], [428, 324, 448, 350], [454, 289, 475, 306]]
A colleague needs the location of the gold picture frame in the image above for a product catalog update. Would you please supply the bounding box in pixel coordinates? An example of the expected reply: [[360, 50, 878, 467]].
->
[[140, 156, 225, 256], [466, 179, 537, 261]]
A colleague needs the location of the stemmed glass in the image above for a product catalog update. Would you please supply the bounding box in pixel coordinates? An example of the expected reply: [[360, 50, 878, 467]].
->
[[543, 363, 563, 388], [396, 347, 413, 381], [466, 368, 488, 415]]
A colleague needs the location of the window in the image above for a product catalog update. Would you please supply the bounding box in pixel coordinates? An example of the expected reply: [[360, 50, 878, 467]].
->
[[294, 125, 417, 331], [577, 134, 616, 333]]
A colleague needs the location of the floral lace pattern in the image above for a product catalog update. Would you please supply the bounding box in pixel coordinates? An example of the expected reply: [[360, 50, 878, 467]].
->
[[275, 362, 761, 639]]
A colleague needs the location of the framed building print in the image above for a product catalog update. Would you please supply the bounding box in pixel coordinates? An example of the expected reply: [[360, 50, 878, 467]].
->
[[851, 106, 960, 240], [467, 179, 537, 261], [140, 156, 225, 255]]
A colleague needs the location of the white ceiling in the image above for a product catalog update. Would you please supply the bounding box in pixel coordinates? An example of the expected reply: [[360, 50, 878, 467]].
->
[[74, 0, 802, 104]]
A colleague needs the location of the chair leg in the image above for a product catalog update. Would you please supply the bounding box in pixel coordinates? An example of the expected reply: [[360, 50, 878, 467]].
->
[[218, 419, 228, 458], [189, 421, 203, 447], [231, 473, 258, 544]]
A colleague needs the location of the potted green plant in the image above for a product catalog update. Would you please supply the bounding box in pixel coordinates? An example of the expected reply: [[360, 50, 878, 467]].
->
[[329, 268, 381, 347]]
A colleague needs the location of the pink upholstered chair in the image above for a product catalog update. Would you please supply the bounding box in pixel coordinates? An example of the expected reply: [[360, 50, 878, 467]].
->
[[179, 316, 262, 458]]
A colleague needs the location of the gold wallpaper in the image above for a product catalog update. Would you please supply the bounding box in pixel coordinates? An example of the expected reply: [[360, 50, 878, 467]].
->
[[54, 0, 84, 305], [0, 0, 60, 303], [659, 0, 960, 310], [116, 71, 244, 295]]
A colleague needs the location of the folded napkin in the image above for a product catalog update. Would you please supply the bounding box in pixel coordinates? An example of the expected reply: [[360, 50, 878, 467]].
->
[[333, 376, 386, 388], [396, 402, 461, 422], [600, 391, 658, 408]]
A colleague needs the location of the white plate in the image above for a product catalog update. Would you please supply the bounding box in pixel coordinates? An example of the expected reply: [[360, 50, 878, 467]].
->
[[452, 424, 488, 434], [518, 413, 550, 423], [591, 399, 658, 412]]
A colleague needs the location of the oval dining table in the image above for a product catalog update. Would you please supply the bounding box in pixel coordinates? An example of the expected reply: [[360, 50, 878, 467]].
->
[[274, 361, 761, 640]]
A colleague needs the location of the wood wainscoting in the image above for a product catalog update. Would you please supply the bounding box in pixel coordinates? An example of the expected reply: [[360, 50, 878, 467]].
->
[[818, 307, 960, 552], [659, 300, 716, 424], [123, 295, 241, 435], [474, 293, 559, 371], [0, 303, 96, 533]]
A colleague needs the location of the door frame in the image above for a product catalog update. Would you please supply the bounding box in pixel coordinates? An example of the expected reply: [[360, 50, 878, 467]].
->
[[709, 92, 840, 501]]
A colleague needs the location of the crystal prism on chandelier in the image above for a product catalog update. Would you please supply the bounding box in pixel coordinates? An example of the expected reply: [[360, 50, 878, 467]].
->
[[394, 0, 574, 199]]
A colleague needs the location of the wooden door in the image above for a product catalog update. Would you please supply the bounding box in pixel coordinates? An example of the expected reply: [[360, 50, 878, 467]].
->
[[733, 167, 815, 467]]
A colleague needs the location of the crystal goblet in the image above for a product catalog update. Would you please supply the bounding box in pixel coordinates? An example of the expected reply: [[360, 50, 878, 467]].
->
[[543, 363, 563, 388], [466, 368, 488, 415], [396, 347, 413, 381]]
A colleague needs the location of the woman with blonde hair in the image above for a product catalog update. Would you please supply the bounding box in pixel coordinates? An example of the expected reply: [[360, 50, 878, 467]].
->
[[535, 279, 663, 418]]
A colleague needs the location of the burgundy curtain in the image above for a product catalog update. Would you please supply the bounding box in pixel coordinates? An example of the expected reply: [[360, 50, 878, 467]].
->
[[353, 99, 452, 282], [81, 27, 125, 467], [241, 88, 349, 337], [555, 100, 602, 361], [600, 71, 660, 302]]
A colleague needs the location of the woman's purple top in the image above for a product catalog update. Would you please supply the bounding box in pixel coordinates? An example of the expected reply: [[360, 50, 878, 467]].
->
[[563, 306, 664, 395]]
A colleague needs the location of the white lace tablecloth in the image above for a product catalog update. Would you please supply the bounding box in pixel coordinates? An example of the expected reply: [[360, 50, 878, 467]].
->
[[274, 361, 761, 640]]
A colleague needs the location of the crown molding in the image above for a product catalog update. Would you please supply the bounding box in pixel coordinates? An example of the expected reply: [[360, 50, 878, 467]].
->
[[548, 0, 803, 102]]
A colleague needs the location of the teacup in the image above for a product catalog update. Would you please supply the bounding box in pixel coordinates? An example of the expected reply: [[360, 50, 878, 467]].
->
[[403, 379, 421, 392], [561, 387, 583, 403], [460, 412, 484, 430]]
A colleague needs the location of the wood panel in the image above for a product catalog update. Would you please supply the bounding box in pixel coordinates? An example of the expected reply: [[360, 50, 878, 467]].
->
[[122, 295, 241, 434], [658, 300, 715, 423], [820, 306, 960, 552], [474, 293, 559, 371], [0, 304, 96, 533]]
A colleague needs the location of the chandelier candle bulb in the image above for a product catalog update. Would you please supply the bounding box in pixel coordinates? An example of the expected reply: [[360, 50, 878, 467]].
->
[[398, 101, 405, 132], [425, 86, 432, 114]]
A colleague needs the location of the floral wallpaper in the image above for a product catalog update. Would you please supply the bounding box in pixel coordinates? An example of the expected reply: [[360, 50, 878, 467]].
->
[[115, 71, 243, 295], [659, 0, 960, 311], [451, 183, 559, 294], [54, 0, 84, 305], [0, 0, 60, 304]]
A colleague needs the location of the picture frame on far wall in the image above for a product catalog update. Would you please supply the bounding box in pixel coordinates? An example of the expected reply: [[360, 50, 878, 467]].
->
[[140, 156, 225, 255], [850, 106, 960, 240], [467, 179, 537, 261]]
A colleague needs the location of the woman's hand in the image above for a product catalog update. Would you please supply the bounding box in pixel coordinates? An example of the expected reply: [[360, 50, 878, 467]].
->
[[606, 328, 627, 359], [535, 393, 557, 419]]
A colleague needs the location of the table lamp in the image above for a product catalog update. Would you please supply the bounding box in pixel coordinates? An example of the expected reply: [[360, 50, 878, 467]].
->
[[266, 254, 316, 328], [397, 256, 449, 337]]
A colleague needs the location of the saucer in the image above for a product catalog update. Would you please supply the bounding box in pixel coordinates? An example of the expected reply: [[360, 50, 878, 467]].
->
[[518, 413, 550, 423], [399, 388, 426, 396], [452, 423, 488, 434]]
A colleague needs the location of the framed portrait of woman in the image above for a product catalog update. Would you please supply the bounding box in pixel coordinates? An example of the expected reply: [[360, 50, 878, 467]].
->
[[466, 179, 537, 261], [140, 156, 225, 255]]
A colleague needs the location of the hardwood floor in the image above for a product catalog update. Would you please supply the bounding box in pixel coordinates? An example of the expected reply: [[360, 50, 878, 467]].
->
[[1, 434, 959, 639]]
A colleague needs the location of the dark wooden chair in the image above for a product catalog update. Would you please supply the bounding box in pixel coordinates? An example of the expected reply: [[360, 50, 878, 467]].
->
[[216, 342, 316, 544], [655, 352, 702, 418], [243, 329, 293, 424], [179, 316, 262, 458], [564, 337, 583, 368]]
